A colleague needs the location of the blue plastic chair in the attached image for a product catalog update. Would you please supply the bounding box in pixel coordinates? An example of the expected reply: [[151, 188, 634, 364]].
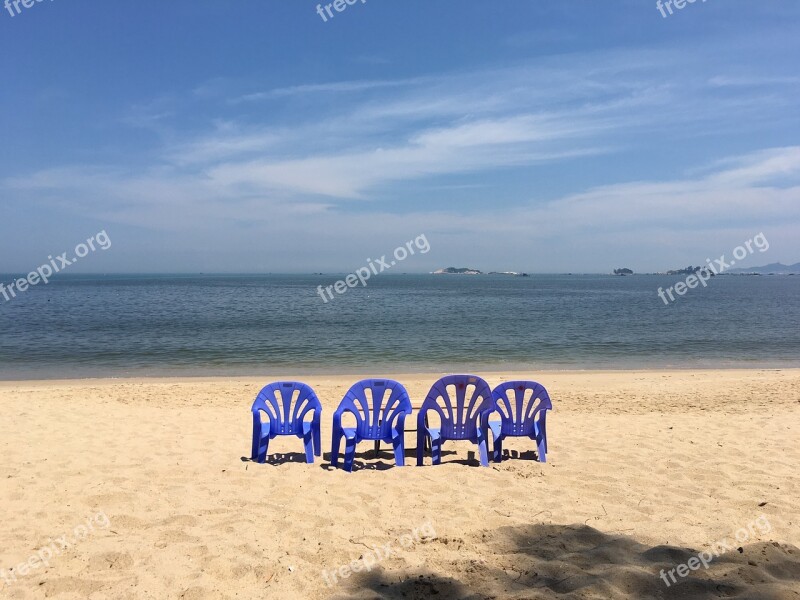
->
[[251, 381, 322, 464], [331, 379, 412, 472], [416, 375, 496, 467], [490, 381, 552, 463]]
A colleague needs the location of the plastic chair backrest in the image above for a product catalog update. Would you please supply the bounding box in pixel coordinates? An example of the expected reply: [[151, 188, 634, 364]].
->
[[492, 381, 552, 437], [252, 381, 321, 437], [334, 379, 412, 440], [421, 375, 494, 440]]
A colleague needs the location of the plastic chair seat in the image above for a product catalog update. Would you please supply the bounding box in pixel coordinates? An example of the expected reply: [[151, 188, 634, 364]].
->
[[426, 427, 442, 441]]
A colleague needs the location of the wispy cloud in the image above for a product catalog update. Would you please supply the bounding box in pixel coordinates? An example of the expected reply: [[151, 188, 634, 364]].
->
[[708, 75, 800, 88], [7, 139, 798, 235], [232, 77, 426, 103], [206, 112, 615, 198], [3, 45, 799, 270]]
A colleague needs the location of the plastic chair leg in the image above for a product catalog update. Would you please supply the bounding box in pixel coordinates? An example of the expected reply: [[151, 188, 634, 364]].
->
[[431, 436, 442, 465], [537, 437, 547, 463], [252, 421, 270, 463], [313, 421, 322, 457], [343, 435, 358, 473], [424, 415, 431, 451], [331, 429, 341, 467], [416, 429, 426, 466], [255, 436, 269, 464], [538, 415, 549, 454], [303, 429, 315, 464], [533, 420, 548, 461], [392, 431, 405, 467], [488, 422, 502, 462], [478, 438, 490, 467], [493, 437, 503, 463]]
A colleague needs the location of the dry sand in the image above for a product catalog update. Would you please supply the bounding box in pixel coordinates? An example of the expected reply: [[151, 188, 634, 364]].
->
[[1, 369, 799, 599]]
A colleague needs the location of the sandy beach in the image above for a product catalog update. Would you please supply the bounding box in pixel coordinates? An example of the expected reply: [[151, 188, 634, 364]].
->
[[1, 369, 799, 599]]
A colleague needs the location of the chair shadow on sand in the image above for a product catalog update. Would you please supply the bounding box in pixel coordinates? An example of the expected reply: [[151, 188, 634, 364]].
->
[[329, 523, 800, 600], [326, 447, 542, 471], [242, 448, 540, 469], [496, 448, 540, 461], [321, 446, 495, 471], [241, 448, 459, 470], [318, 447, 460, 471], [240, 453, 312, 466], [243, 448, 512, 470]]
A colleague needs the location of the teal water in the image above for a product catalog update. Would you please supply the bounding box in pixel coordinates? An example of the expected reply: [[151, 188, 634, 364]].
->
[[0, 274, 798, 379]]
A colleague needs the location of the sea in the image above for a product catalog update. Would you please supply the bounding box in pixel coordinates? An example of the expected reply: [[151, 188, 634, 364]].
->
[[0, 273, 798, 379]]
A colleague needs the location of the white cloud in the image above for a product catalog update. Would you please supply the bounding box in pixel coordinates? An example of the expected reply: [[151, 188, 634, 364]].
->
[[3, 49, 799, 271]]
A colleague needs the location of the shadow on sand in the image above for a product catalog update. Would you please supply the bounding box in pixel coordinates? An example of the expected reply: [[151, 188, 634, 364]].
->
[[330, 523, 800, 599]]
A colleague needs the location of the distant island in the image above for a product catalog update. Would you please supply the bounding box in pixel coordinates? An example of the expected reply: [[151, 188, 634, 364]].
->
[[726, 262, 800, 275], [647, 262, 800, 276], [664, 265, 715, 276], [433, 267, 483, 275], [432, 267, 529, 276], [430, 263, 800, 276]]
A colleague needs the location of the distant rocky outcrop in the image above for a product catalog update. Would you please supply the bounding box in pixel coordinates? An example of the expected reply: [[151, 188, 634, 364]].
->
[[665, 265, 715, 276], [432, 267, 529, 276], [433, 267, 483, 275], [613, 268, 633, 276]]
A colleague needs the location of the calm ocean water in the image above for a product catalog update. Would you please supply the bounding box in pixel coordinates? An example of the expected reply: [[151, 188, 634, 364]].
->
[[0, 274, 798, 379]]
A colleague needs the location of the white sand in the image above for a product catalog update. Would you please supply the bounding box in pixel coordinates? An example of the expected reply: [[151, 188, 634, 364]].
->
[[1, 369, 799, 599]]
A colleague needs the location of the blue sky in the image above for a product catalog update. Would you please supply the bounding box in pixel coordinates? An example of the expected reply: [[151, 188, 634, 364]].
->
[[1, 0, 799, 273]]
